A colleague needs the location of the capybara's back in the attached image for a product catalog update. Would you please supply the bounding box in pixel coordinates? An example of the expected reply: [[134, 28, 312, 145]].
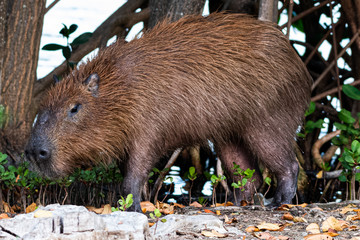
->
[[25, 13, 312, 211]]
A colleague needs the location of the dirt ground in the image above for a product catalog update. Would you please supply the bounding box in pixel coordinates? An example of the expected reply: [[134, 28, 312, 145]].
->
[[161, 200, 360, 240]]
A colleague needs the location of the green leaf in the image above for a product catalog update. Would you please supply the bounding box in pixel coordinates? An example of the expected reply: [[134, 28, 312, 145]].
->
[[355, 172, 360, 182], [342, 85, 360, 100], [351, 140, 360, 155], [154, 208, 161, 218], [62, 46, 71, 60], [60, 24, 69, 38], [242, 178, 248, 186], [292, 19, 304, 33], [338, 109, 356, 124], [339, 174, 348, 182], [334, 122, 347, 131], [297, 132, 305, 138], [42, 44, 65, 51], [264, 177, 271, 185], [305, 102, 316, 116], [210, 175, 218, 184], [189, 167, 195, 176], [69, 24, 78, 35], [125, 194, 133, 207], [231, 182, 239, 188], [339, 134, 349, 145], [161, 219, 167, 223], [0, 152, 7, 162], [71, 32, 92, 46], [0, 104, 5, 128]]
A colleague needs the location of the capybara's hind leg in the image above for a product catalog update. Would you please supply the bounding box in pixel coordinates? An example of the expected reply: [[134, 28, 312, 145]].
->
[[245, 130, 298, 206], [269, 151, 299, 206], [218, 142, 263, 204]]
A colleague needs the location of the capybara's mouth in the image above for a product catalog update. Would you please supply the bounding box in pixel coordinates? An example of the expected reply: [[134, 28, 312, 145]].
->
[[25, 154, 64, 179]]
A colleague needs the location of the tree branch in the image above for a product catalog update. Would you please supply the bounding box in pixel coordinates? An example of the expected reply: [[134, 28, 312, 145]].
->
[[34, 0, 149, 103], [311, 79, 360, 102], [45, 0, 61, 14]]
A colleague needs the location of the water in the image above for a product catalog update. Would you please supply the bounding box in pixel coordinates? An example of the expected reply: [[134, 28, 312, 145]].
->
[[38, 0, 126, 78]]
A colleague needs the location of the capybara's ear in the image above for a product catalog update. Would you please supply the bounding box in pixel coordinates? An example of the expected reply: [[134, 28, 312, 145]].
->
[[84, 73, 99, 97]]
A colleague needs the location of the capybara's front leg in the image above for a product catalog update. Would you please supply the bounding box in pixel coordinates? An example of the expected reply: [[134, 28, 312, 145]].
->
[[121, 151, 155, 212]]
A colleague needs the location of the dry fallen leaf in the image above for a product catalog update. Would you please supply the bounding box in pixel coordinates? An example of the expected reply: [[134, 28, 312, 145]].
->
[[2, 202, 13, 213], [34, 209, 53, 218], [349, 225, 359, 231], [87, 206, 104, 214], [148, 222, 155, 227], [316, 170, 323, 179], [201, 229, 227, 238], [293, 216, 307, 223], [252, 232, 277, 239], [306, 223, 321, 234], [204, 209, 215, 214], [216, 210, 221, 215], [158, 202, 174, 214], [101, 204, 112, 214], [190, 201, 202, 208], [224, 215, 237, 224], [0, 213, 10, 219], [140, 201, 156, 213], [257, 222, 281, 231], [282, 212, 294, 221], [26, 202, 37, 213], [304, 233, 334, 240], [340, 206, 356, 215], [172, 203, 185, 208], [281, 203, 308, 209], [245, 226, 259, 233], [321, 216, 348, 232]]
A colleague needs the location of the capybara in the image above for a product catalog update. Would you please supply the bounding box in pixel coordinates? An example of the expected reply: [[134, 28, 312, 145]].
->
[[25, 13, 312, 211]]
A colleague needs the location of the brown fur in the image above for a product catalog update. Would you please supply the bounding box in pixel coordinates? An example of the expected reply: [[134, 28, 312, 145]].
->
[[26, 13, 312, 211]]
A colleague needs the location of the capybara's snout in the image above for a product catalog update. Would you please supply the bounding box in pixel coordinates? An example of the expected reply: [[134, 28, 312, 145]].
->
[[25, 136, 52, 165]]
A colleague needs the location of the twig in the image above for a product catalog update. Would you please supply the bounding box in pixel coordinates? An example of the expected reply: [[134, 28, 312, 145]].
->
[[304, 18, 342, 65], [280, 0, 332, 30], [329, 2, 342, 106], [312, 32, 359, 91], [45, 0, 61, 14], [286, 0, 294, 39], [152, 148, 182, 204], [311, 79, 360, 102]]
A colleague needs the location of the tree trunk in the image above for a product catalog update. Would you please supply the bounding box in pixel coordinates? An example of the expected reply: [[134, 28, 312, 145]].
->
[[148, 0, 206, 29], [258, 0, 278, 22], [0, 0, 46, 159]]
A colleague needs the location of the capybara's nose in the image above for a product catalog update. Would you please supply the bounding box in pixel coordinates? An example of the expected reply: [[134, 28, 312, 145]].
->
[[25, 144, 51, 163], [37, 148, 51, 162]]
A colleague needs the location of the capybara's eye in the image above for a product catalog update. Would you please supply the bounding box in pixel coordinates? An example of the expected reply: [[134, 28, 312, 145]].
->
[[68, 103, 82, 117]]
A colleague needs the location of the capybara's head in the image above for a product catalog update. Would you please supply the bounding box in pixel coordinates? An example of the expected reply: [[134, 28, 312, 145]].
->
[[25, 73, 103, 178], [25, 68, 128, 178]]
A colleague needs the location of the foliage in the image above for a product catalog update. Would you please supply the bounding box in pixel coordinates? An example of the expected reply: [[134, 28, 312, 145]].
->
[[0, 157, 124, 213], [42, 24, 92, 69], [0, 105, 5, 128], [111, 194, 133, 212], [231, 163, 255, 191], [150, 208, 167, 235], [187, 166, 197, 204]]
